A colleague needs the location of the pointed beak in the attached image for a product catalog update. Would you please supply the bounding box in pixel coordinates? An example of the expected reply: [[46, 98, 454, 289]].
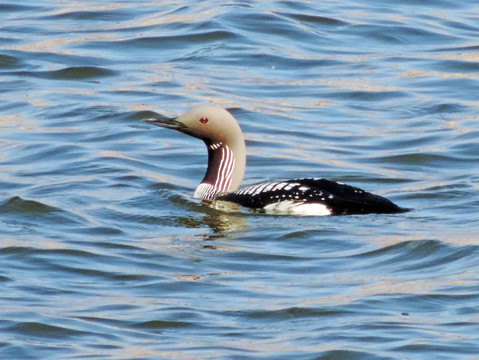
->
[[143, 116, 187, 131]]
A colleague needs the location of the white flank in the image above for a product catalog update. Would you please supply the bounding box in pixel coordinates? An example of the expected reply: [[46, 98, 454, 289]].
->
[[263, 201, 331, 216]]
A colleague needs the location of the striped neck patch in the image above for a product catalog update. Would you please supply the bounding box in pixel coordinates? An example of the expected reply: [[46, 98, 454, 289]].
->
[[195, 144, 235, 200]]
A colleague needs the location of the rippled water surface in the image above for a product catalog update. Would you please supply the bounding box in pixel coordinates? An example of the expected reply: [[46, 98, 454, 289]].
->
[[2, 1, 479, 359]]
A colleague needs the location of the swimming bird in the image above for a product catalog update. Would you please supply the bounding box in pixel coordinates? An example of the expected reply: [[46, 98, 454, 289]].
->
[[145, 106, 408, 216]]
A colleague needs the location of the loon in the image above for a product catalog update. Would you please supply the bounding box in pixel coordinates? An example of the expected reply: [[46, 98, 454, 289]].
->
[[145, 106, 408, 216]]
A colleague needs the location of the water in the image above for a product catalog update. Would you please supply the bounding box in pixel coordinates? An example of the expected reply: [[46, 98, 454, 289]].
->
[[1, 1, 479, 359]]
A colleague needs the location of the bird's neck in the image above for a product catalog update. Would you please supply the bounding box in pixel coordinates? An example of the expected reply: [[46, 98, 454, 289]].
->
[[194, 140, 245, 200]]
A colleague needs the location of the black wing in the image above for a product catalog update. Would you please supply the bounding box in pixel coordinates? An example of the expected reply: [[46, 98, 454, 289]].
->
[[217, 178, 408, 215]]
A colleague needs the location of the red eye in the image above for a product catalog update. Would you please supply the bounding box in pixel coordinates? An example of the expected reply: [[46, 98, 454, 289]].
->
[[199, 117, 208, 124]]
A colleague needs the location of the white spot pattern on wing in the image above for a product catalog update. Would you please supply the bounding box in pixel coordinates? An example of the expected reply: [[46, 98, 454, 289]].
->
[[235, 181, 303, 196]]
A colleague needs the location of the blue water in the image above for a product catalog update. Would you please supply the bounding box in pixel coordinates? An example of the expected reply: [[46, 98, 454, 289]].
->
[[1, 1, 479, 359]]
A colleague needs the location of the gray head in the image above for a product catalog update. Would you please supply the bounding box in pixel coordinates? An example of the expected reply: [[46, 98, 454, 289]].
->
[[146, 106, 246, 199]]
